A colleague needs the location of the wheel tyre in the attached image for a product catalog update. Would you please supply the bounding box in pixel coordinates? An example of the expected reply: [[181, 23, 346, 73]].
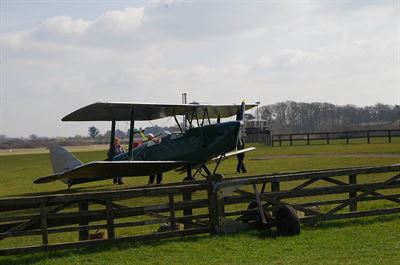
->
[[247, 200, 259, 209], [276, 205, 300, 236]]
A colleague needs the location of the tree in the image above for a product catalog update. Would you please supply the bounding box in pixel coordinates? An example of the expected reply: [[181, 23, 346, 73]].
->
[[29, 134, 38, 140], [88, 126, 100, 139]]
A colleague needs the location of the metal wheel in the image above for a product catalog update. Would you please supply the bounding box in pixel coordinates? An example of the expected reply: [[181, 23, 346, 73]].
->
[[276, 205, 300, 236]]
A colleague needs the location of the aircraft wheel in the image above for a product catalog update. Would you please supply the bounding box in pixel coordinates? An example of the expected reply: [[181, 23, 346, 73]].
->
[[276, 205, 300, 236], [247, 200, 258, 209]]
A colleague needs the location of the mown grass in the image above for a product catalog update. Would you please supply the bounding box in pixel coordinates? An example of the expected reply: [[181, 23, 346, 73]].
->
[[1, 216, 400, 265], [0, 142, 400, 264]]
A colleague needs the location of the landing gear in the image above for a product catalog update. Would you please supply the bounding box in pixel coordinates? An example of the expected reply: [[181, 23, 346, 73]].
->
[[183, 164, 214, 181], [67, 179, 73, 191], [239, 203, 300, 236], [183, 166, 195, 181]]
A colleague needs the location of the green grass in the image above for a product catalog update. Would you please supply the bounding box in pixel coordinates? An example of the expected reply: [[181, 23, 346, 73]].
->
[[1, 216, 400, 265], [0, 142, 400, 264]]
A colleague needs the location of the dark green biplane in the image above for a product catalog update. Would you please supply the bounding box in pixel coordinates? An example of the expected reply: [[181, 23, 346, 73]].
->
[[34, 101, 257, 188]]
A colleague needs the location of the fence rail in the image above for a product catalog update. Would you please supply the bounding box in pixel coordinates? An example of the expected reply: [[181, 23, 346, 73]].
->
[[247, 129, 400, 146], [1, 164, 399, 256]]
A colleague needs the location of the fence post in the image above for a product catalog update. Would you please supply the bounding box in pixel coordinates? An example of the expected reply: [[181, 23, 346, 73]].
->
[[271, 179, 280, 216], [271, 179, 280, 193], [168, 193, 176, 231], [346, 132, 349, 144], [326, 133, 330, 144], [208, 173, 225, 235], [367, 131, 370, 144], [279, 135, 282, 146], [182, 189, 192, 229], [106, 200, 115, 239], [307, 134, 310, 145], [388, 130, 392, 143], [349, 175, 357, 212], [40, 203, 48, 245], [79, 201, 89, 241], [289, 135, 293, 146]]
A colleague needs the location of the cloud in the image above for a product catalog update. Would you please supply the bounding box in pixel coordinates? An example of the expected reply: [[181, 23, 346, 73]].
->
[[30, 7, 144, 43], [33, 16, 90, 38], [89, 7, 144, 34]]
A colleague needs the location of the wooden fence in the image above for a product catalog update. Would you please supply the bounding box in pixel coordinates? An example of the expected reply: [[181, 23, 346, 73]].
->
[[1, 164, 400, 256], [271, 129, 400, 146]]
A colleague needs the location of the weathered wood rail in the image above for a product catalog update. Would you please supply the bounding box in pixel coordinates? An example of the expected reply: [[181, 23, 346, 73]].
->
[[1, 164, 399, 256]]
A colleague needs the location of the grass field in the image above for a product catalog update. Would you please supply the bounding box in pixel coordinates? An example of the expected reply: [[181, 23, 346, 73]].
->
[[0, 142, 400, 264]]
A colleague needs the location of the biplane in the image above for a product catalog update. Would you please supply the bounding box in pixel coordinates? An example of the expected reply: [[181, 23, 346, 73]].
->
[[34, 101, 258, 188]]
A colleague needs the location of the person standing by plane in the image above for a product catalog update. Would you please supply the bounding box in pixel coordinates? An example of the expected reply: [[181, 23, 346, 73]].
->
[[236, 137, 247, 174], [108, 138, 125, 185], [146, 133, 163, 184]]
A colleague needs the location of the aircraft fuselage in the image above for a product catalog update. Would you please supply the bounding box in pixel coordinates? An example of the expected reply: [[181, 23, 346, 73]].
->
[[114, 121, 240, 165]]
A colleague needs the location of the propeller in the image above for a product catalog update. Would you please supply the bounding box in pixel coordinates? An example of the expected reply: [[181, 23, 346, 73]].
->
[[236, 101, 246, 123]]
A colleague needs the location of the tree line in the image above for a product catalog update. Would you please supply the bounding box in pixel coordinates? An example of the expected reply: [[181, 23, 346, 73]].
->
[[0, 125, 179, 149], [1, 101, 399, 149], [258, 102, 400, 134]]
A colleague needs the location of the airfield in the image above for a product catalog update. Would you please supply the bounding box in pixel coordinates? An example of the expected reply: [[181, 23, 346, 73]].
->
[[1, 139, 400, 265]]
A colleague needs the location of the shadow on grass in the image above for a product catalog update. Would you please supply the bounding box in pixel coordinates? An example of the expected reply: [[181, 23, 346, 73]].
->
[[3, 182, 168, 198], [302, 214, 400, 231], [1, 185, 115, 198]]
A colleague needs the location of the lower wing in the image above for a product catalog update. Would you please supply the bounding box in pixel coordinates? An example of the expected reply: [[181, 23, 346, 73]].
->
[[34, 160, 190, 184], [175, 147, 256, 173], [209, 147, 256, 163]]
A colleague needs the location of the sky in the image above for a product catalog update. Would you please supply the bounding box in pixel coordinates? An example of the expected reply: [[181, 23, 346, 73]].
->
[[0, 0, 399, 137]]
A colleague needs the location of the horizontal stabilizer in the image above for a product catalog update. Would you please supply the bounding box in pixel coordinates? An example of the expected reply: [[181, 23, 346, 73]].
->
[[34, 173, 63, 184], [34, 161, 190, 184]]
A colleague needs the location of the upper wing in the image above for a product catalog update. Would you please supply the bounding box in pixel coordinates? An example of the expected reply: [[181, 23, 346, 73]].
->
[[62, 102, 258, 121], [34, 161, 190, 184]]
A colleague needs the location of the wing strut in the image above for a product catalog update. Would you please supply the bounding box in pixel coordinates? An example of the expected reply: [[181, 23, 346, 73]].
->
[[128, 107, 135, 159], [201, 108, 211, 126], [173, 107, 183, 134], [213, 154, 224, 174], [108, 118, 116, 160], [194, 107, 200, 127]]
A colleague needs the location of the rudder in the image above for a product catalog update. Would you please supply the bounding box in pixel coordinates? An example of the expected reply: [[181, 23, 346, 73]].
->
[[50, 145, 83, 174]]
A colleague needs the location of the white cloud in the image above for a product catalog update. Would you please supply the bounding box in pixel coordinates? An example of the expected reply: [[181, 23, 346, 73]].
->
[[34, 16, 90, 38], [28, 7, 144, 43], [90, 7, 144, 34]]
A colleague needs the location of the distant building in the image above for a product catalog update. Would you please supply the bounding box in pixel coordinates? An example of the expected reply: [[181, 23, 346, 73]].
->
[[245, 118, 272, 146], [245, 119, 269, 134]]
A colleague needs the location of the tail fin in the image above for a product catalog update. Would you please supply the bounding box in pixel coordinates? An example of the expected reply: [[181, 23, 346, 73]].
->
[[50, 145, 83, 174]]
